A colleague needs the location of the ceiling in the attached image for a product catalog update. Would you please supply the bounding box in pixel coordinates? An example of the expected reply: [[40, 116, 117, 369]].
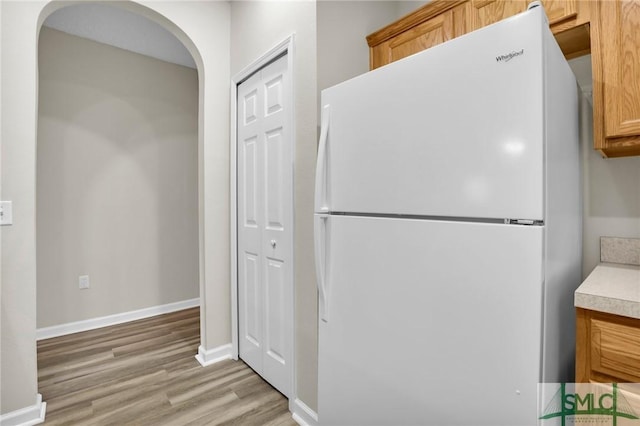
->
[[43, 3, 196, 69]]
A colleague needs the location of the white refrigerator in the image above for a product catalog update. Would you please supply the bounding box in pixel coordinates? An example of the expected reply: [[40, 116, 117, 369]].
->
[[314, 5, 581, 426]]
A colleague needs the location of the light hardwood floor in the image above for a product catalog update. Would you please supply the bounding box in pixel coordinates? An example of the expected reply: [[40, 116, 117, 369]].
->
[[37, 307, 297, 425]]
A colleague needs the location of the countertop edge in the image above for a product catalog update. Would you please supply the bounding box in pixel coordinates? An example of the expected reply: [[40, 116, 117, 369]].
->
[[574, 263, 640, 320]]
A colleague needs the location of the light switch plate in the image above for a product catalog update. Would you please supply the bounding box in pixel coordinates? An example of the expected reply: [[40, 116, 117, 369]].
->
[[79, 275, 90, 289], [0, 201, 13, 225]]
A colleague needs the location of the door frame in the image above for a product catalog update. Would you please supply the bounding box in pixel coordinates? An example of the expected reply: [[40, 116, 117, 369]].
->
[[230, 34, 296, 398]]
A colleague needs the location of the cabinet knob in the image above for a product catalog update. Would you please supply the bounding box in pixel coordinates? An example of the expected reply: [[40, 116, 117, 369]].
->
[[270, 240, 277, 248]]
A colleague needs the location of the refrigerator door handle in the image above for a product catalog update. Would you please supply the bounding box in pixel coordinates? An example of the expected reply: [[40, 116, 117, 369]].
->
[[315, 104, 331, 213], [314, 214, 330, 322]]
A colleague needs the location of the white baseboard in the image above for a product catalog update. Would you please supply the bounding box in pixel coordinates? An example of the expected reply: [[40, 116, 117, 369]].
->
[[195, 343, 232, 367], [0, 393, 46, 426], [36, 298, 200, 340], [291, 398, 318, 426]]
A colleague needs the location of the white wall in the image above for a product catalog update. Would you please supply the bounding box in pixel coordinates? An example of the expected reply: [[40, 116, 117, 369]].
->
[[579, 93, 640, 277], [2, 1, 47, 413], [37, 27, 199, 328], [132, 0, 232, 362], [0, 0, 4, 413], [1, 0, 230, 415], [395, 1, 429, 18], [230, 0, 318, 412], [318, 1, 397, 95], [318, 1, 431, 96]]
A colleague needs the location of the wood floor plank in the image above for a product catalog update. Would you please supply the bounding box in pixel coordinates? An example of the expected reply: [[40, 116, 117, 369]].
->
[[44, 368, 160, 412], [192, 389, 285, 426], [38, 308, 296, 425]]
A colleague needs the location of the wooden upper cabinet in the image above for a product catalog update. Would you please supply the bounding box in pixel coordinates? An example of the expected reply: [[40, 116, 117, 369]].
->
[[368, 0, 591, 70], [592, 0, 640, 157], [469, 0, 528, 31], [470, 0, 590, 58], [546, 0, 591, 59], [367, 1, 469, 70], [367, 0, 640, 157], [370, 10, 454, 68], [388, 12, 453, 64], [544, 0, 577, 25]]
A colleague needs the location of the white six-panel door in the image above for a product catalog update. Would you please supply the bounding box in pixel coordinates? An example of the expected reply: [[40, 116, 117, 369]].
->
[[237, 54, 292, 397]]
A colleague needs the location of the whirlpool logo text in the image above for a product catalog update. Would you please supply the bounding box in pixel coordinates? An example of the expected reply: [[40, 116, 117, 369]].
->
[[496, 49, 524, 63]]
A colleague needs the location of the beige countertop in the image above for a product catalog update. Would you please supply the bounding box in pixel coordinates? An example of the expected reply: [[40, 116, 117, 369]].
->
[[575, 263, 640, 319]]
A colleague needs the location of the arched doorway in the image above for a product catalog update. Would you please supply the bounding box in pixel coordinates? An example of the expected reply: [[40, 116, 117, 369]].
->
[[36, 3, 200, 343], [1, 2, 233, 421]]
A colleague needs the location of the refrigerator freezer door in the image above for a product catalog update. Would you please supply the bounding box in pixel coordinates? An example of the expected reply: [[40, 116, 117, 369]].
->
[[317, 215, 543, 425], [320, 9, 546, 220]]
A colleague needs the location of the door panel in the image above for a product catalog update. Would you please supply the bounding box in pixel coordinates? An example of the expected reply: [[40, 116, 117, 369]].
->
[[318, 215, 543, 425], [265, 128, 284, 230], [265, 74, 284, 115], [242, 137, 258, 226], [243, 253, 260, 345], [264, 258, 288, 392], [244, 88, 258, 124], [265, 258, 286, 364], [237, 54, 292, 398]]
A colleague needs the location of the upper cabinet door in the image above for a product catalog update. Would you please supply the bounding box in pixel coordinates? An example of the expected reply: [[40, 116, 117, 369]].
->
[[387, 12, 454, 63], [544, 0, 591, 60], [368, 1, 468, 70], [370, 11, 454, 68], [600, 1, 640, 138], [543, 0, 578, 27], [592, 0, 640, 157], [470, 0, 589, 58], [368, 0, 591, 70], [470, 0, 528, 31]]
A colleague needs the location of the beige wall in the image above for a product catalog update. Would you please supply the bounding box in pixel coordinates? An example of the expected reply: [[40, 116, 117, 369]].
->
[[230, 0, 318, 411], [36, 28, 199, 328], [1, 0, 230, 415]]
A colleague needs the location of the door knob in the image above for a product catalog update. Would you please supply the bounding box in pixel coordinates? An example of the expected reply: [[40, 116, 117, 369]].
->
[[270, 240, 277, 248]]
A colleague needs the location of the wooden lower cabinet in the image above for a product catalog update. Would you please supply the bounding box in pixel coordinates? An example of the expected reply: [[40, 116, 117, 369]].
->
[[576, 308, 640, 383]]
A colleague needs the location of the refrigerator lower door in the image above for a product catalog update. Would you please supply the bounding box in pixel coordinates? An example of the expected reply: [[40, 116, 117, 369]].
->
[[318, 215, 544, 426]]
